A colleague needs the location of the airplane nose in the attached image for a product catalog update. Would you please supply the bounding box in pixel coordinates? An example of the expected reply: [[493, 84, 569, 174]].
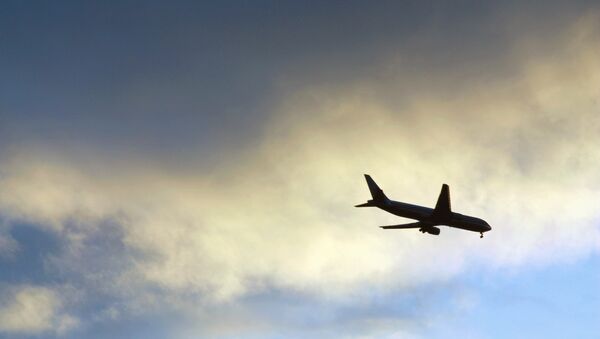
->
[[486, 223, 492, 231]]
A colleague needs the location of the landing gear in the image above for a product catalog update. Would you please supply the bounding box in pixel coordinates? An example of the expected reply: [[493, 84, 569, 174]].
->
[[480, 232, 483, 238]]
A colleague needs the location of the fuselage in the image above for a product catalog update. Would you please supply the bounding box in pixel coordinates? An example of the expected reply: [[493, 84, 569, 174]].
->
[[379, 200, 491, 233]]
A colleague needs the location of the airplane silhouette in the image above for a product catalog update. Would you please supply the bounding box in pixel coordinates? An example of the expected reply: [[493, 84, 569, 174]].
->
[[356, 175, 491, 238]]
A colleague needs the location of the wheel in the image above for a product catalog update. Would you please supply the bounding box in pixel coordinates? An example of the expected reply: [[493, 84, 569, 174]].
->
[[480, 232, 483, 238]]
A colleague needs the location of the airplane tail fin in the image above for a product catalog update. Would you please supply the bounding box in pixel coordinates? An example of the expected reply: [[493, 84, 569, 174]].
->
[[355, 174, 389, 207]]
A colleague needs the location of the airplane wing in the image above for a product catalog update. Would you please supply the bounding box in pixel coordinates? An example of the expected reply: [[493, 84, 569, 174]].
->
[[380, 222, 423, 229], [432, 183, 451, 217]]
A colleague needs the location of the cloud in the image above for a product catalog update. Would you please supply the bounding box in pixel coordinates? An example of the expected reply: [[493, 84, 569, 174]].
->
[[0, 6, 599, 337], [0, 230, 18, 259], [0, 285, 78, 335]]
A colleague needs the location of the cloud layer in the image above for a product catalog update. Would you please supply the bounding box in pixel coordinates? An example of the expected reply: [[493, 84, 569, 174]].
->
[[0, 5, 599, 338], [0, 285, 77, 335]]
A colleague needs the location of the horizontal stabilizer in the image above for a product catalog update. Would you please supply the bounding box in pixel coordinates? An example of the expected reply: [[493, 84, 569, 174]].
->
[[380, 222, 422, 229], [355, 201, 375, 207]]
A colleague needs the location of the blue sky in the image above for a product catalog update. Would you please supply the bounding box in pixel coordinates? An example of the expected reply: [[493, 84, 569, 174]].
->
[[425, 256, 600, 339], [1, 1, 599, 338]]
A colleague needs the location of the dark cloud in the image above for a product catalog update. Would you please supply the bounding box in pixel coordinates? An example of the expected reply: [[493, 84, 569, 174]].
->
[[4, 1, 594, 161]]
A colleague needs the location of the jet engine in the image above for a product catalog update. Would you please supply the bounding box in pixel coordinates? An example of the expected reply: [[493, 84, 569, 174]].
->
[[419, 226, 440, 235]]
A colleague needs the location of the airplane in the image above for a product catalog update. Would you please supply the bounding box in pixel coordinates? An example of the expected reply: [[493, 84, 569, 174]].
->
[[355, 174, 491, 238]]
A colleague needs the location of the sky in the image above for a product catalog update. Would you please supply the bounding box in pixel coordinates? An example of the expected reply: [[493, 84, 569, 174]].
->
[[0, 1, 599, 338]]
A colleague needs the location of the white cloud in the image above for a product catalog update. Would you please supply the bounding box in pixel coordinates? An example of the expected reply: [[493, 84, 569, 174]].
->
[[0, 285, 78, 335]]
